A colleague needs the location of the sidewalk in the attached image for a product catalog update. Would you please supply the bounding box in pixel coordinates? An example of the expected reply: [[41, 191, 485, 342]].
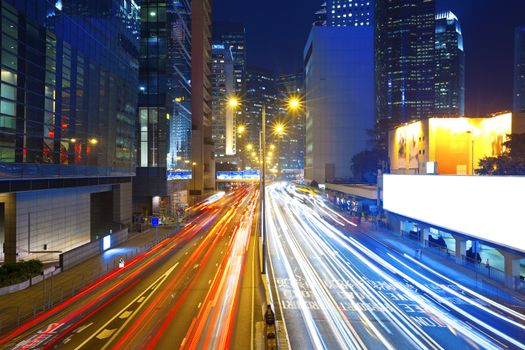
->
[[358, 221, 525, 311], [0, 224, 179, 334]]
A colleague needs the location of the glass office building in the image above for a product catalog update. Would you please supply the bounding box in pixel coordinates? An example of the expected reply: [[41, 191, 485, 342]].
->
[[375, 0, 436, 135], [435, 11, 465, 116], [211, 44, 235, 158], [0, 0, 139, 263]]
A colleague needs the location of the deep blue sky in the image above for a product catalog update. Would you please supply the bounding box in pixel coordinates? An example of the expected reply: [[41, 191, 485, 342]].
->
[[213, 0, 525, 116]]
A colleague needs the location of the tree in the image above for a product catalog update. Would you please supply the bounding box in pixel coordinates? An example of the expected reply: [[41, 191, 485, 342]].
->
[[351, 149, 388, 183], [476, 133, 525, 175]]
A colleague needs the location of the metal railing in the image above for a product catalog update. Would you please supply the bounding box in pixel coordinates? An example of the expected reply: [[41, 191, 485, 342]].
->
[[0, 228, 179, 335]]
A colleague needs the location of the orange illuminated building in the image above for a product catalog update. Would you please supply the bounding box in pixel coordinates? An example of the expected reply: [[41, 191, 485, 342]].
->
[[388, 112, 520, 175]]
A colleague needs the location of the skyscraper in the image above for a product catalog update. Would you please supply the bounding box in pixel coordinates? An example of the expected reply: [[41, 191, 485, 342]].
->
[[213, 22, 246, 97], [211, 44, 236, 158], [135, 0, 193, 215], [327, 0, 373, 27], [515, 26, 525, 113], [304, 25, 375, 183], [168, 1, 192, 171], [375, 0, 436, 145], [304, 1, 375, 183], [191, 0, 214, 195], [435, 11, 465, 116], [0, 0, 139, 263], [244, 66, 278, 169]]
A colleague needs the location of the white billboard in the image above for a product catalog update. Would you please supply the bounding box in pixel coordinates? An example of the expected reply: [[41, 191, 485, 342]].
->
[[383, 174, 525, 253]]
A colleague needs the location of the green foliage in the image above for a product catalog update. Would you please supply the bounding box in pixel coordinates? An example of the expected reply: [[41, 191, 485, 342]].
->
[[476, 133, 525, 175], [0, 259, 44, 287], [351, 149, 388, 183]]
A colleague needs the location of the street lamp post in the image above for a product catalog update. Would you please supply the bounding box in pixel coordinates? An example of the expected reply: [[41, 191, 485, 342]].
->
[[260, 105, 267, 274], [228, 96, 300, 276]]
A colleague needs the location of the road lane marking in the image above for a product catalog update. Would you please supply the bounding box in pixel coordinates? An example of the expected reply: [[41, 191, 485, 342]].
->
[[96, 329, 116, 339], [119, 311, 132, 319], [74, 323, 93, 334], [74, 262, 179, 350]]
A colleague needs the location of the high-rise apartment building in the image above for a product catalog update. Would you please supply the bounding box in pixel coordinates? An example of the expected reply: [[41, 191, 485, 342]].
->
[[515, 26, 525, 113], [435, 11, 465, 116], [211, 44, 235, 158], [375, 0, 436, 140], [0, 0, 139, 263]]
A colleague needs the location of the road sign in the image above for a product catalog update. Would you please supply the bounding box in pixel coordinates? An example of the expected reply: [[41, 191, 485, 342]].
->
[[151, 217, 159, 227]]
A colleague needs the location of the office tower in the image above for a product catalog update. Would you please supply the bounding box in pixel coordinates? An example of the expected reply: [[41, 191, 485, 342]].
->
[[244, 66, 278, 169], [0, 0, 139, 263], [304, 1, 375, 183], [375, 0, 436, 147], [135, 0, 193, 215], [275, 72, 305, 171], [213, 22, 246, 97], [435, 11, 465, 116], [304, 24, 375, 183], [515, 26, 525, 113], [211, 44, 236, 158], [327, 0, 373, 27], [168, 1, 192, 171], [191, 0, 214, 195]]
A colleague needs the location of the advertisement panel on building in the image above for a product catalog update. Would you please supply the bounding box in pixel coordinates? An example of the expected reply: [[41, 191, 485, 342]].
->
[[383, 174, 525, 253]]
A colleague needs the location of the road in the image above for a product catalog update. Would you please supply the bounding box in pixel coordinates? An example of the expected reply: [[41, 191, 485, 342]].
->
[[266, 182, 525, 350], [1, 186, 261, 350]]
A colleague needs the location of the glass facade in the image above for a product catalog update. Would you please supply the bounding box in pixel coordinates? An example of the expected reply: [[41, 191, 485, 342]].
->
[[375, 0, 436, 130], [211, 44, 235, 158], [213, 22, 246, 99], [244, 66, 278, 169], [0, 0, 139, 178], [139, 0, 192, 172], [435, 11, 465, 116]]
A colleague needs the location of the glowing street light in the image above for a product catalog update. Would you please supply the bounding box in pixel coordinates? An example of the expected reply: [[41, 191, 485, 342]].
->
[[89, 138, 98, 145], [228, 97, 239, 109], [288, 96, 301, 111], [229, 96, 300, 277], [274, 123, 285, 135], [238, 124, 246, 135]]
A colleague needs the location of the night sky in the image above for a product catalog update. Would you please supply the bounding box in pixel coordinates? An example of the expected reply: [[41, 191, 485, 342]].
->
[[213, 0, 525, 116]]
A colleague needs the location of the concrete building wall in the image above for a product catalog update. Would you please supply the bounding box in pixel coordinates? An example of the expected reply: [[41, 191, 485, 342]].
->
[[113, 182, 132, 227], [12, 185, 116, 263], [304, 26, 375, 184]]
